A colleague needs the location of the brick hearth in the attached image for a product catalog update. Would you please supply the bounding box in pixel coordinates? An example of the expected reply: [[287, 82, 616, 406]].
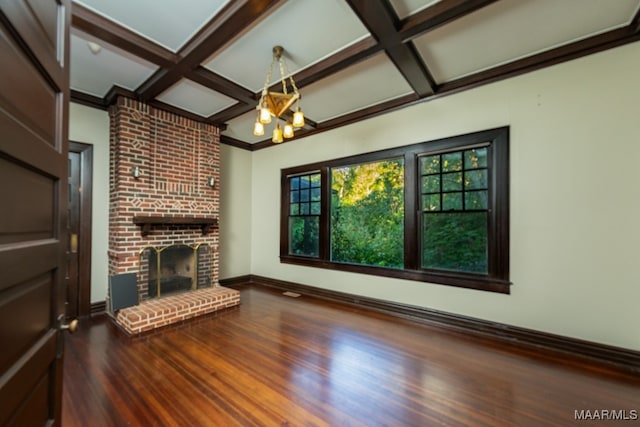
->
[[116, 287, 240, 335]]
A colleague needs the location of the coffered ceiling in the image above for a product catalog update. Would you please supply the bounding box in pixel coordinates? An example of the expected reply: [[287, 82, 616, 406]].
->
[[70, 0, 640, 150]]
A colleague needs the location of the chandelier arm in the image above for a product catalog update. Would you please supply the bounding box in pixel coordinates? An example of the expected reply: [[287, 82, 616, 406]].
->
[[261, 55, 277, 97], [278, 57, 288, 94], [280, 53, 300, 97]]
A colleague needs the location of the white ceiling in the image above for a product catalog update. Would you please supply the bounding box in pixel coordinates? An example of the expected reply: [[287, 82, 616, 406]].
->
[[69, 0, 640, 148]]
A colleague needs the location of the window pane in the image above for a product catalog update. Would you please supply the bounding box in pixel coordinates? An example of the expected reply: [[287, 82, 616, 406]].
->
[[300, 175, 309, 189], [465, 191, 488, 210], [442, 172, 462, 192], [311, 187, 321, 201], [421, 155, 440, 174], [300, 203, 310, 215], [290, 190, 299, 203], [465, 169, 487, 190], [300, 189, 309, 202], [291, 177, 300, 190], [422, 175, 440, 193], [442, 152, 462, 172], [422, 212, 487, 273], [422, 194, 440, 211], [310, 173, 321, 187], [465, 148, 487, 169], [311, 201, 321, 215], [290, 203, 299, 215], [330, 159, 404, 268], [289, 216, 319, 257], [443, 192, 462, 210]]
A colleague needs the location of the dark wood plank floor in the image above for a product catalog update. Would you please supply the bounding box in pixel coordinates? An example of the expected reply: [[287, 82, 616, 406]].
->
[[63, 284, 640, 426]]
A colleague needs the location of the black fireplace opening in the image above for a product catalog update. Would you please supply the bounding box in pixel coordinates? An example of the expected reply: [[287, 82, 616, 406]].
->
[[141, 243, 212, 299]]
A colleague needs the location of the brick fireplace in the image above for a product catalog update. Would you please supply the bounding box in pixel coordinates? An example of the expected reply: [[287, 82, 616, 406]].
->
[[108, 97, 239, 334]]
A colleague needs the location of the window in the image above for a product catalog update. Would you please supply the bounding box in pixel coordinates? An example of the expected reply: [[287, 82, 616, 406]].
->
[[419, 147, 488, 273], [280, 127, 510, 293], [288, 173, 321, 257]]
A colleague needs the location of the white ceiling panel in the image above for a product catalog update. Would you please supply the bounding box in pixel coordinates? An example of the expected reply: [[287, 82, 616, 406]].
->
[[74, 0, 229, 51], [413, 0, 640, 82], [157, 80, 237, 118], [388, 0, 441, 19], [202, 0, 370, 92], [300, 53, 414, 122], [70, 33, 158, 97]]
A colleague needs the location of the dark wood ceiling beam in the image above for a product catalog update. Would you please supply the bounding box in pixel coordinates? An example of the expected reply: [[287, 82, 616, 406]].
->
[[71, 3, 179, 67], [346, 0, 435, 97], [208, 103, 255, 124], [70, 89, 107, 110], [104, 85, 137, 106], [138, 0, 283, 101], [630, 8, 640, 34], [187, 67, 256, 105], [399, 0, 499, 41], [220, 135, 256, 151]]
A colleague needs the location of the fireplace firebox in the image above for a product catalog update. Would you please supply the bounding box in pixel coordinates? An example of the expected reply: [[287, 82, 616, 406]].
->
[[139, 243, 212, 299]]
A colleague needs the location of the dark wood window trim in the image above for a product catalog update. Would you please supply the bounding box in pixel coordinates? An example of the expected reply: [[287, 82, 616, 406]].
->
[[280, 127, 510, 294]]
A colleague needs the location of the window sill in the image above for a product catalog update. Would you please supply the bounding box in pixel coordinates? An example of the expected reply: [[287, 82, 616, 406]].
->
[[280, 255, 511, 294]]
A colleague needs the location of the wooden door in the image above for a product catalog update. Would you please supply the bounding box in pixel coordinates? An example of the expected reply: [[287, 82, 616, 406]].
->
[[0, 0, 70, 425], [67, 142, 93, 318]]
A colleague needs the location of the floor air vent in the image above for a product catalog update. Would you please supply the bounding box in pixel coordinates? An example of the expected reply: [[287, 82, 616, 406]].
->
[[282, 291, 301, 298]]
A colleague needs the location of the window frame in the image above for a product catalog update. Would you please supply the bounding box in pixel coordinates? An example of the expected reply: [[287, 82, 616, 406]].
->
[[280, 127, 510, 293]]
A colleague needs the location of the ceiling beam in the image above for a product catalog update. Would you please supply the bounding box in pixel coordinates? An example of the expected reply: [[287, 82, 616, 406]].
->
[[399, 0, 499, 41], [70, 89, 106, 110], [630, 8, 640, 34], [345, 0, 435, 97], [71, 3, 179, 67], [187, 66, 257, 105], [137, 0, 283, 101]]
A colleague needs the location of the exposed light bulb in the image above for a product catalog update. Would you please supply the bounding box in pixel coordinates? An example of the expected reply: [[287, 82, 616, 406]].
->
[[272, 123, 283, 143], [259, 102, 272, 124], [292, 108, 305, 128], [253, 119, 264, 136], [283, 121, 294, 138]]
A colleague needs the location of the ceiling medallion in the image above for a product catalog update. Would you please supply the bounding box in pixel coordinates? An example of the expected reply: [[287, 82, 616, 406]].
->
[[252, 46, 305, 143]]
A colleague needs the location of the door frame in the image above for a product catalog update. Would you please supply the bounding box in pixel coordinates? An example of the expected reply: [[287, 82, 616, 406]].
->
[[69, 141, 93, 317]]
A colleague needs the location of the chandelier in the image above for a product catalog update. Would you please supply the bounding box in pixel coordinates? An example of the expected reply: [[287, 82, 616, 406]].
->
[[252, 46, 305, 143]]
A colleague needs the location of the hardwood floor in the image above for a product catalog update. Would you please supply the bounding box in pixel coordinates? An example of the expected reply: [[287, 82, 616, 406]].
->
[[63, 284, 640, 426]]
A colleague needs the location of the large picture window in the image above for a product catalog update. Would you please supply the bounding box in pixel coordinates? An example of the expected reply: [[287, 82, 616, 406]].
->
[[280, 127, 510, 293], [330, 159, 404, 268]]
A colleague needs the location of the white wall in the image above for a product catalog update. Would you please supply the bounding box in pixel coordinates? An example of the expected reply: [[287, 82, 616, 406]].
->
[[248, 41, 640, 351], [219, 144, 252, 279], [69, 103, 110, 303]]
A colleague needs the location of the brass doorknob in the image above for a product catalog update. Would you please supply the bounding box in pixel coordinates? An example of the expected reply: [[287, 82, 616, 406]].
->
[[61, 318, 78, 334]]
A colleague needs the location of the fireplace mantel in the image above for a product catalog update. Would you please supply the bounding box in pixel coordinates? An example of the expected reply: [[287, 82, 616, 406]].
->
[[133, 216, 218, 237]]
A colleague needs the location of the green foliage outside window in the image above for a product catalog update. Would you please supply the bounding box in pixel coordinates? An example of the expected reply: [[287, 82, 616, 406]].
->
[[330, 159, 404, 268]]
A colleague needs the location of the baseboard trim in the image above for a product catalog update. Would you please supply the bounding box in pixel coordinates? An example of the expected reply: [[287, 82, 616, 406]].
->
[[90, 300, 106, 315], [219, 275, 252, 288], [225, 274, 640, 376]]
